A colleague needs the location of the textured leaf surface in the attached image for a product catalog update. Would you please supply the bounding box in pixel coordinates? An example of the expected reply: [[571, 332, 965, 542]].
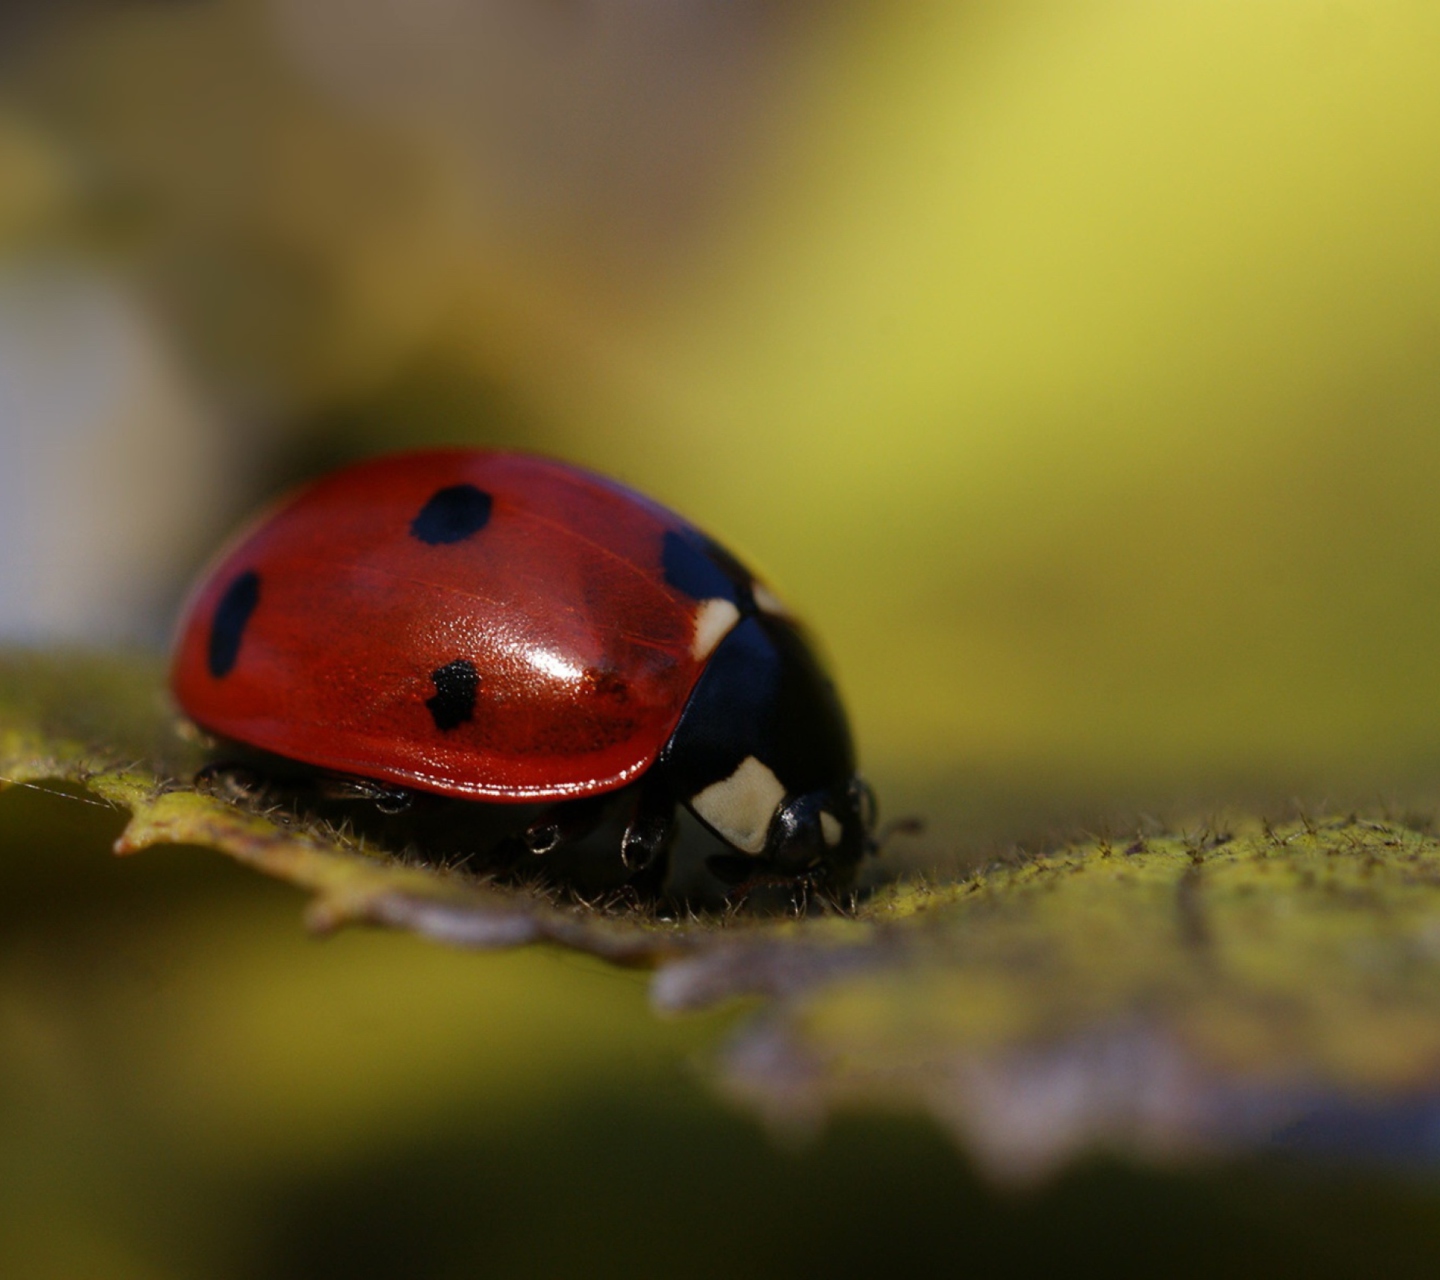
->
[[660, 825, 1440, 1177], [7, 650, 1440, 1178]]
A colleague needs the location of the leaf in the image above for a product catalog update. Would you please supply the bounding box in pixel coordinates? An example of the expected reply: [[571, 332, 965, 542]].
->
[[8, 649, 1440, 1180], [657, 824, 1440, 1179]]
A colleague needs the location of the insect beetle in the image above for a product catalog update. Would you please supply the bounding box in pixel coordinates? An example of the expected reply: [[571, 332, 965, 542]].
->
[[171, 449, 876, 897]]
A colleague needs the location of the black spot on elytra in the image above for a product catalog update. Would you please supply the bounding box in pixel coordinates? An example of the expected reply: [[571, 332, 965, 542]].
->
[[208, 570, 260, 678], [662, 528, 754, 609], [425, 659, 479, 731], [410, 484, 493, 545]]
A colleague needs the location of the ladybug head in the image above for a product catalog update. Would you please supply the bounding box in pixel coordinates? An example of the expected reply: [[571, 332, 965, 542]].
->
[[762, 775, 877, 882]]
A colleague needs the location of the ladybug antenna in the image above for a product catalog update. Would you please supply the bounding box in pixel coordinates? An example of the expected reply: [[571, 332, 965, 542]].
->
[[876, 814, 925, 855]]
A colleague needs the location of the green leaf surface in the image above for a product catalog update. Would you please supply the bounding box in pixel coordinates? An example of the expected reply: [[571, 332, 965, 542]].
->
[[7, 649, 1440, 1179], [662, 824, 1440, 1178]]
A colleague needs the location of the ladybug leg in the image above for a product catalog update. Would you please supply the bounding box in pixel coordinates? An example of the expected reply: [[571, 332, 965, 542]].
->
[[620, 787, 677, 900], [620, 775, 676, 874], [314, 774, 416, 815], [194, 760, 265, 802], [716, 864, 836, 915], [522, 794, 611, 856]]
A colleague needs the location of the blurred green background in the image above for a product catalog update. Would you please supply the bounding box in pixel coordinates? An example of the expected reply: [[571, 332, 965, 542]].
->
[[6, 0, 1440, 1273]]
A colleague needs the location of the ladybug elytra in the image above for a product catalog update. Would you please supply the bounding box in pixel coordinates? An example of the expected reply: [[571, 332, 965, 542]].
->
[[170, 450, 875, 896]]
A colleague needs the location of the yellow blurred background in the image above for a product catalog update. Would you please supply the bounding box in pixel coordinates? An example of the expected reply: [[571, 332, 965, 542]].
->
[[7, 2, 1440, 1272], [8, 1, 1440, 833]]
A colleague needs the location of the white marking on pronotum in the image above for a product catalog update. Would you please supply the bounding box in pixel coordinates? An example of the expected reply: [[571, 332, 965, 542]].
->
[[691, 597, 741, 660], [752, 583, 787, 616], [819, 810, 843, 848], [691, 756, 786, 855]]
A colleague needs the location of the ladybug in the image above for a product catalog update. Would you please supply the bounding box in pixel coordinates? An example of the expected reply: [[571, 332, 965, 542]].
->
[[170, 449, 875, 896]]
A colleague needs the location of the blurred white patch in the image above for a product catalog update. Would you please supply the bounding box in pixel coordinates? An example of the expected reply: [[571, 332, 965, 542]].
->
[[751, 583, 787, 617], [0, 261, 224, 642], [819, 810, 842, 847]]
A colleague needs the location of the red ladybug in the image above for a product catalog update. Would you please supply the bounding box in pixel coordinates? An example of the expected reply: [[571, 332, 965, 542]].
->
[[171, 449, 874, 892]]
